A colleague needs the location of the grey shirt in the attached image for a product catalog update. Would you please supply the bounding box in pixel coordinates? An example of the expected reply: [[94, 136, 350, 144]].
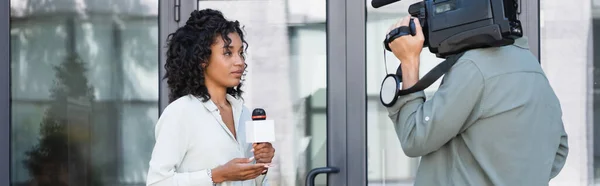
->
[[387, 37, 568, 186]]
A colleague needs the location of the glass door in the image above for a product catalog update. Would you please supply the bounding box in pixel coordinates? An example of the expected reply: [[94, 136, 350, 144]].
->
[[191, 0, 332, 185], [188, 0, 368, 185]]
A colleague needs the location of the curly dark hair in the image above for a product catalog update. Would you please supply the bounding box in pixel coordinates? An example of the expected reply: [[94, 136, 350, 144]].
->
[[164, 9, 248, 103]]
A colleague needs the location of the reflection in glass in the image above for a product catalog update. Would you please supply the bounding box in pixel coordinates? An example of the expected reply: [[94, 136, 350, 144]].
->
[[22, 54, 98, 185], [10, 0, 158, 185]]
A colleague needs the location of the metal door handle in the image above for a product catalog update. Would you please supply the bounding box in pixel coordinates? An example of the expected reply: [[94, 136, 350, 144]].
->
[[305, 167, 339, 186]]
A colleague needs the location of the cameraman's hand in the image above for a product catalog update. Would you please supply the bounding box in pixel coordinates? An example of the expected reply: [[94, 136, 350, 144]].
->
[[388, 15, 424, 89], [388, 15, 424, 65]]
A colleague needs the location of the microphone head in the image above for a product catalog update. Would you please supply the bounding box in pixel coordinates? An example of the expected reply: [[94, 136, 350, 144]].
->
[[252, 108, 266, 120]]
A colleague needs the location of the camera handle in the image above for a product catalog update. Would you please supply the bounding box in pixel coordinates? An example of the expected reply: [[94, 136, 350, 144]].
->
[[381, 17, 464, 102], [384, 18, 417, 51]]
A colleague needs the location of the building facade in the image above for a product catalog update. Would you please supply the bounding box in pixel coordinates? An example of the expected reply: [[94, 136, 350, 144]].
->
[[0, 0, 595, 185]]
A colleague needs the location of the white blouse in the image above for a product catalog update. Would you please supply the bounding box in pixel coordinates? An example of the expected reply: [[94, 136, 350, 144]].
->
[[146, 94, 268, 186]]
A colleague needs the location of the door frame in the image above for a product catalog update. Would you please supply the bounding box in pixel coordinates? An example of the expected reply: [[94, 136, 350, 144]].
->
[[1, 0, 9, 185], [159, 0, 196, 113], [327, 0, 367, 185], [520, 0, 540, 60]]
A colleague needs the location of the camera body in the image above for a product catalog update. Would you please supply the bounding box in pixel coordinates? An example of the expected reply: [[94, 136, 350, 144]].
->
[[380, 0, 523, 58], [375, 0, 523, 107]]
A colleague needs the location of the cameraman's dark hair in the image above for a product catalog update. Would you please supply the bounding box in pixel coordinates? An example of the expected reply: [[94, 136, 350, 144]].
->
[[164, 9, 248, 103]]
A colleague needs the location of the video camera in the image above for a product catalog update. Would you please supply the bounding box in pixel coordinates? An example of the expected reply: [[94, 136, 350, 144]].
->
[[375, 0, 523, 58], [376, 0, 524, 107]]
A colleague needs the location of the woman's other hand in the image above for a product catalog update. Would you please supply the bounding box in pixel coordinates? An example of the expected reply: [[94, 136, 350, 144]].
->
[[211, 157, 268, 183]]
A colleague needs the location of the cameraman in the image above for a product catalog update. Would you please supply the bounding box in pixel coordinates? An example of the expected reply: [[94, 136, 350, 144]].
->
[[386, 16, 568, 185]]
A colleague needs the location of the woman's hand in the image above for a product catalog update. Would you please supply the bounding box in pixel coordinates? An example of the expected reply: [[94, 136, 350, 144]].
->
[[252, 143, 275, 164], [211, 157, 268, 183], [253, 143, 275, 174]]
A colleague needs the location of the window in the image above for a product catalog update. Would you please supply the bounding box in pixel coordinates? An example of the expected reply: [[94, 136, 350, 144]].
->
[[10, 0, 158, 185]]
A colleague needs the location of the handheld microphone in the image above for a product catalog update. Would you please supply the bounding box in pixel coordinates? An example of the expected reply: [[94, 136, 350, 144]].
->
[[245, 108, 276, 143]]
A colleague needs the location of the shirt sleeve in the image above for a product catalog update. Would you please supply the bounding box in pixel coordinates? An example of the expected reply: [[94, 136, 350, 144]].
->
[[386, 59, 485, 157], [550, 126, 568, 179], [146, 104, 214, 186]]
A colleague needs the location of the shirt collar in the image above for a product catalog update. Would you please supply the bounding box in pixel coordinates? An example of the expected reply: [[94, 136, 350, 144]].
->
[[199, 94, 243, 112], [513, 36, 530, 49]]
